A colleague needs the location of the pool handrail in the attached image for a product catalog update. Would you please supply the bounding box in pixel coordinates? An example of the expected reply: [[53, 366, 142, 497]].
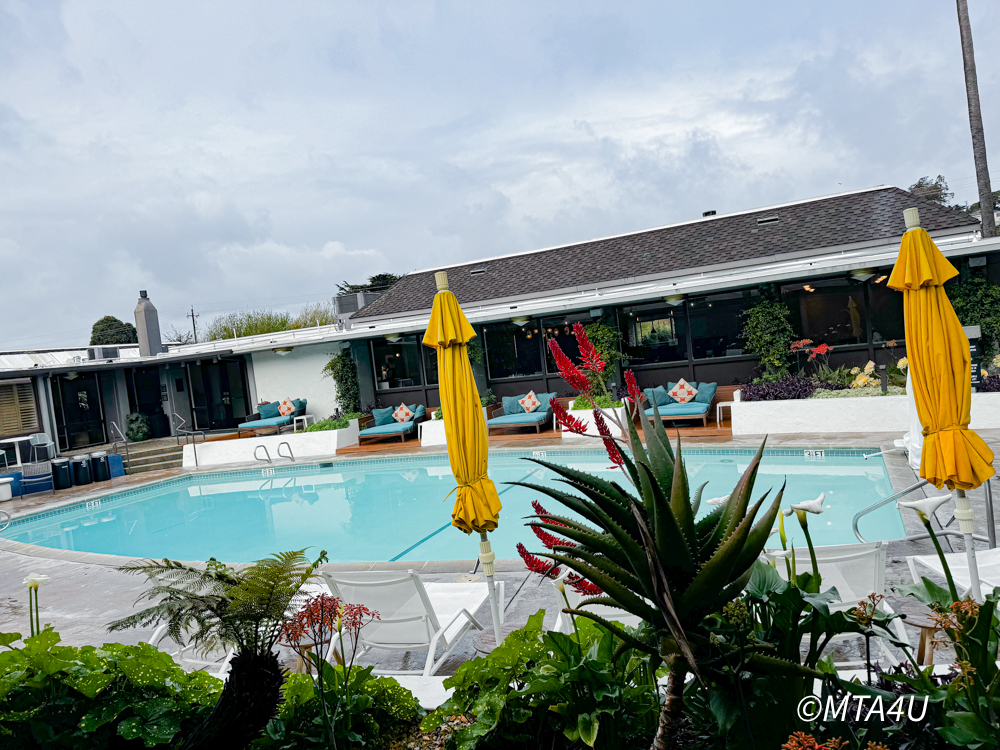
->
[[110, 421, 130, 470], [852, 478, 929, 543], [277, 442, 295, 463], [254, 445, 272, 463]]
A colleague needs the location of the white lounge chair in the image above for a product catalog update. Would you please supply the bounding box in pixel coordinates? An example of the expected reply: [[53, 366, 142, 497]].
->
[[551, 573, 643, 634], [769, 541, 909, 666], [144, 623, 236, 681], [319, 570, 502, 676], [907, 546, 1000, 598]]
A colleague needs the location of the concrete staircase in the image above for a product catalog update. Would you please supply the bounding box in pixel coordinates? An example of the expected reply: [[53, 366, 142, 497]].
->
[[120, 443, 184, 474]]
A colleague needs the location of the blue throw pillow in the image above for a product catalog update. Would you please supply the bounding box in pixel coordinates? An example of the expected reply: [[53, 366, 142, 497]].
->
[[414, 405, 426, 420], [536, 392, 557, 412], [694, 382, 717, 404], [259, 402, 281, 419], [292, 398, 307, 410], [373, 407, 395, 426], [502, 395, 525, 415], [643, 385, 674, 407]]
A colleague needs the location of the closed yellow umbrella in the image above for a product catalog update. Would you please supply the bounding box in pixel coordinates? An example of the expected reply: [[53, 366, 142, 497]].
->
[[422, 270, 504, 641], [888, 207, 995, 598]]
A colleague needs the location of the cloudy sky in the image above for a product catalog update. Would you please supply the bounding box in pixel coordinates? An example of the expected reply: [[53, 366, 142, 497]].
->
[[1, 1, 998, 348]]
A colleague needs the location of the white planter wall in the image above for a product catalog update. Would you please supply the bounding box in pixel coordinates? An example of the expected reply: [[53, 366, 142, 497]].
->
[[420, 420, 448, 446], [250, 343, 342, 422], [559, 407, 628, 442], [182, 420, 359, 468], [731, 392, 1000, 436]]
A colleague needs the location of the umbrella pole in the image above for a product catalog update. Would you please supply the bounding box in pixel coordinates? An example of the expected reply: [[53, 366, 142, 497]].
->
[[479, 531, 504, 645], [954, 489, 983, 600]]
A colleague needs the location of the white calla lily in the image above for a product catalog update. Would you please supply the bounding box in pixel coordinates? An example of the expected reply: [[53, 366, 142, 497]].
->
[[897, 493, 951, 520], [22, 573, 49, 589], [783, 493, 825, 516], [705, 495, 729, 506], [761, 548, 794, 561]]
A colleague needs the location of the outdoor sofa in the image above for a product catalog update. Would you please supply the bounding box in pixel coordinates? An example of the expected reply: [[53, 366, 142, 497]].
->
[[238, 399, 307, 435], [640, 382, 717, 427], [358, 404, 427, 444], [485, 392, 557, 435]]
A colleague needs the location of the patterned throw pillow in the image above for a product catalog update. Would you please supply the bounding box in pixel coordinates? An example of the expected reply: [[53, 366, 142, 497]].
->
[[667, 379, 699, 404], [393, 403, 415, 423], [519, 390, 541, 413], [277, 398, 296, 416]]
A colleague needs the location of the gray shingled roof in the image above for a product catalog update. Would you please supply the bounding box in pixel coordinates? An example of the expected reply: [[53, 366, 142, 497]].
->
[[352, 187, 978, 320]]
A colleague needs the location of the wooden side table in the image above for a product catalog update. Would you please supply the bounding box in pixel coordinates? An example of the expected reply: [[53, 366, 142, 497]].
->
[[907, 615, 938, 665]]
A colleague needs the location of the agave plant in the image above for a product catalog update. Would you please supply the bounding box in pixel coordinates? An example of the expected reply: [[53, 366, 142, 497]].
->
[[109, 549, 326, 750], [516, 390, 818, 749]]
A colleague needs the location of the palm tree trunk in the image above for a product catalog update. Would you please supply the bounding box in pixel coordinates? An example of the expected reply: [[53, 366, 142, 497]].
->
[[181, 650, 286, 750], [652, 659, 688, 750], [956, 0, 995, 238]]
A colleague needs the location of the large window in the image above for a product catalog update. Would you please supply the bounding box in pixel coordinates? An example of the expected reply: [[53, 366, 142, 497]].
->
[[621, 305, 687, 365], [782, 278, 866, 345], [542, 318, 586, 372], [688, 291, 755, 359], [868, 274, 905, 344], [0, 380, 39, 437], [371, 335, 423, 391], [424, 346, 439, 386], [483, 322, 543, 379]]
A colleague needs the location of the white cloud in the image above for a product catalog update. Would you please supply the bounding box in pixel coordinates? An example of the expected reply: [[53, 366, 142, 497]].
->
[[0, 0, 997, 347]]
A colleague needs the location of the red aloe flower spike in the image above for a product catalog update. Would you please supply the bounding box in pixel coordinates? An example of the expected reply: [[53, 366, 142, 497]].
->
[[548, 338, 591, 392], [592, 407, 624, 467], [531, 524, 576, 550], [624, 369, 642, 403], [516, 543, 560, 576], [552, 399, 588, 434], [573, 322, 605, 373], [567, 575, 603, 596], [531, 500, 567, 527]]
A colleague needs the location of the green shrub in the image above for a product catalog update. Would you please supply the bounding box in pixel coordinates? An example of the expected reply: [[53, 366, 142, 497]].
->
[[434, 407, 443, 420], [948, 275, 1000, 362], [205, 309, 292, 341], [125, 412, 150, 442], [479, 388, 497, 407], [322, 350, 361, 414], [741, 299, 795, 379], [420, 611, 659, 750], [583, 322, 623, 390], [0, 629, 221, 748], [255, 669, 418, 748], [570, 394, 623, 410], [303, 412, 363, 432]]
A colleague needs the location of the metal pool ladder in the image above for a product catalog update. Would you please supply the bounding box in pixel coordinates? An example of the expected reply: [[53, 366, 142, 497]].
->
[[254, 442, 295, 463], [852, 479, 928, 543]]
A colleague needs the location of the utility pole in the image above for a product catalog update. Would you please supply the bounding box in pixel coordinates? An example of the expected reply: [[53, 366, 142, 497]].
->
[[956, 0, 995, 237], [188, 307, 199, 344]]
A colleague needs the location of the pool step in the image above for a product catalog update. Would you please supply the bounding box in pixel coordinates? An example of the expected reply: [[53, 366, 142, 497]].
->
[[120, 444, 185, 474]]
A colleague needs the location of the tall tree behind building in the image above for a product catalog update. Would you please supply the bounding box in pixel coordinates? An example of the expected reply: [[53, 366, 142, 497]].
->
[[90, 315, 138, 345], [956, 0, 995, 237], [336, 273, 403, 294]]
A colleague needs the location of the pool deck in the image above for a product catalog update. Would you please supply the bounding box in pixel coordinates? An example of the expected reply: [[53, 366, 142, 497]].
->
[[3, 428, 998, 673]]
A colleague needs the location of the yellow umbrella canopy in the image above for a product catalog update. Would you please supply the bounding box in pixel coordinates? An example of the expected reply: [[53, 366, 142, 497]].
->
[[422, 272, 502, 533], [887, 214, 995, 490]]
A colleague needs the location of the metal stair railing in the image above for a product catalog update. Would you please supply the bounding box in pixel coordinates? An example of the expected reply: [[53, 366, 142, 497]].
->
[[110, 421, 130, 471], [277, 442, 295, 463], [173, 413, 206, 468], [853, 479, 929, 543], [254, 445, 272, 463]]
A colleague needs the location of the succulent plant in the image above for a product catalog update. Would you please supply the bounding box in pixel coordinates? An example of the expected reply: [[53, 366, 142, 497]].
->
[[515, 401, 815, 748]]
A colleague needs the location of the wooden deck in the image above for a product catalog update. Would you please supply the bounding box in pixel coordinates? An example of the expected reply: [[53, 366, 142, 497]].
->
[[334, 417, 733, 455]]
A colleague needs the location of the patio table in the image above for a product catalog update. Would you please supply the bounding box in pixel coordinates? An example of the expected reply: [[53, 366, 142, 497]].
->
[[0, 436, 32, 469]]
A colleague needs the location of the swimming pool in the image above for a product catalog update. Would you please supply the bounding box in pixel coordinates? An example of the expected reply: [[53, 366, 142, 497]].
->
[[1, 448, 903, 563]]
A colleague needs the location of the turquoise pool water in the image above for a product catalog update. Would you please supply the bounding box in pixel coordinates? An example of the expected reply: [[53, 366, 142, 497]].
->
[[2, 449, 903, 563]]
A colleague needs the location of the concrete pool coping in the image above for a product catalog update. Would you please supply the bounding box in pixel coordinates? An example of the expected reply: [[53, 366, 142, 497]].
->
[[0, 433, 916, 570]]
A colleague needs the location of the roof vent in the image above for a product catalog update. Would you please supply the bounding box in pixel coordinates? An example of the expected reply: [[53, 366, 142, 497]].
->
[[470, 267, 487, 275], [756, 216, 780, 226], [702, 210, 716, 217]]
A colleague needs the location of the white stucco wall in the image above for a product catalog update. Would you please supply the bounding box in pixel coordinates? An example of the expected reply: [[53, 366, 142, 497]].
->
[[250, 343, 342, 420], [182, 421, 359, 467], [731, 392, 1000, 436]]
